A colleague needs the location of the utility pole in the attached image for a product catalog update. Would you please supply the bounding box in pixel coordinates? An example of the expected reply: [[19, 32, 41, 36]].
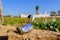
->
[[0, 0, 3, 24]]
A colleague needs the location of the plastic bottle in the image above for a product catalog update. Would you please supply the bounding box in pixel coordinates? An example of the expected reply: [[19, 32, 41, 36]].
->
[[17, 23, 33, 34]]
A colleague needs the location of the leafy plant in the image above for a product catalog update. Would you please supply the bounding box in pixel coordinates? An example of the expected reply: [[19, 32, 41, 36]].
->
[[32, 18, 60, 32]]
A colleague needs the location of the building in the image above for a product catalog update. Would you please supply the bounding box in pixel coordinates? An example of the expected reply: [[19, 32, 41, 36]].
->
[[20, 12, 50, 21], [20, 14, 29, 18], [20, 11, 50, 18]]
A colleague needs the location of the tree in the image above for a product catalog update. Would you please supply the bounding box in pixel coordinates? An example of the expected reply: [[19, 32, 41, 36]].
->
[[36, 6, 39, 15], [57, 10, 60, 16], [50, 11, 57, 22], [50, 11, 57, 16]]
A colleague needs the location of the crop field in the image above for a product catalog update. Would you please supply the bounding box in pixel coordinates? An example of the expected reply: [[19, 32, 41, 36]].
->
[[32, 17, 60, 32], [0, 17, 60, 40], [3, 17, 29, 26], [3, 17, 60, 32]]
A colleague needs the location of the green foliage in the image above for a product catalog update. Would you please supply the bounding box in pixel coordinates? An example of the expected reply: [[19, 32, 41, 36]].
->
[[31, 18, 60, 32], [57, 10, 60, 16], [2, 22, 7, 26], [3, 17, 28, 26], [50, 11, 57, 16], [3, 17, 60, 32]]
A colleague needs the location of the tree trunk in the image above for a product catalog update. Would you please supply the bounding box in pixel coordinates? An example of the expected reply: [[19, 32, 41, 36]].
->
[[36, 10, 38, 15], [0, 0, 4, 24]]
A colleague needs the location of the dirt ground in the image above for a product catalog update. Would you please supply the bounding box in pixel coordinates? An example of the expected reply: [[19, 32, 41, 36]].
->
[[0, 25, 60, 40]]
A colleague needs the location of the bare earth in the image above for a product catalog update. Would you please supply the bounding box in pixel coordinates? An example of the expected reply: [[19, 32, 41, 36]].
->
[[0, 25, 60, 40]]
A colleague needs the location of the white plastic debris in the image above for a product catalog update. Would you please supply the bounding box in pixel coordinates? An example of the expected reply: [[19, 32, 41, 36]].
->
[[17, 23, 33, 34]]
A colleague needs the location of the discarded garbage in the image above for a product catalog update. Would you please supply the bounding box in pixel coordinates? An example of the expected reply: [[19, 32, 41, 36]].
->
[[17, 23, 33, 34], [27, 15, 35, 21]]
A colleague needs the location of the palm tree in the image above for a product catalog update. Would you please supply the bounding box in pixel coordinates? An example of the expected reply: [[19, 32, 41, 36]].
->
[[57, 10, 60, 16], [36, 6, 39, 15], [0, 0, 3, 24]]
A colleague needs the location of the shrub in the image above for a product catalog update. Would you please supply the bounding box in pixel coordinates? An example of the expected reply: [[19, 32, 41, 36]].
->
[[31, 18, 60, 32]]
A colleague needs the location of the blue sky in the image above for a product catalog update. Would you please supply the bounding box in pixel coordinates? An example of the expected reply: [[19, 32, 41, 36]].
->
[[2, 0, 60, 16]]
